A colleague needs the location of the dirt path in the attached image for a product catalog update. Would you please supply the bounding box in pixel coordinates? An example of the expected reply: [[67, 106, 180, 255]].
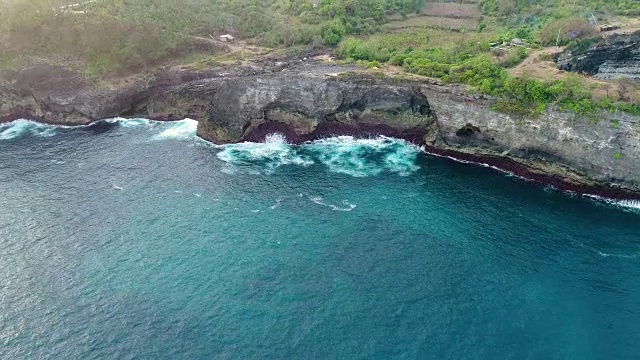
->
[[509, 46, 565, 80]]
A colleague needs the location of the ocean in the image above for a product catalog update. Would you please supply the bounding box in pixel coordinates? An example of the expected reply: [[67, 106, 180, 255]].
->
[[1, 118, 640, 359]]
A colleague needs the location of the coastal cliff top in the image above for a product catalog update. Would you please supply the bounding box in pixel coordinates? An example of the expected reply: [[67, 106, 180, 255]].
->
[[0, 0, 639, 118]]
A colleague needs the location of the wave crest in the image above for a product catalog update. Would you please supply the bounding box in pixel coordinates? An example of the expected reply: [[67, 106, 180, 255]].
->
[[216, 133, 313, 173], [0, 118, 199, 141], [216, 134, 420, 177], [150, 119, 198, 140], [0, 119, 58, 140], [304, 136, 420, 177]]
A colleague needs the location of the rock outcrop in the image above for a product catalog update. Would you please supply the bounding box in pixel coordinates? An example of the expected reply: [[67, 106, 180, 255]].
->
[[147, 71, 435, 144], [421, 84, 640, 195], [2, 63, 640, 197], [557, 32, 640, 80]]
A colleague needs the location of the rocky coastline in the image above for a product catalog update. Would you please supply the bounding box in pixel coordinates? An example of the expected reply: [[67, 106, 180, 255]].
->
[[2, 61, 640, 200]]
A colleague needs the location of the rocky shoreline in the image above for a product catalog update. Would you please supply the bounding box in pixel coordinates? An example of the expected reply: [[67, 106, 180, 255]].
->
[[2, 62, 640, 199]]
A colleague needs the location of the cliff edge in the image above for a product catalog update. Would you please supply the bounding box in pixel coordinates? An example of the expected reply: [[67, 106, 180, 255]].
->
[[1, 63, 639, 197]]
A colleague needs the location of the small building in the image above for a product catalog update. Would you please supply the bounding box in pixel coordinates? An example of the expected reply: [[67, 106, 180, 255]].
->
[[219, 34, 235, 42], [510, 38, 524, 46], [600, 24, 620, 32]]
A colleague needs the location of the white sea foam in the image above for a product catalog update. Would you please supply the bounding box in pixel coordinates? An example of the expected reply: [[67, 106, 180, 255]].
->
[[0, 117, 196, 141], [150, 119, 198, 140], [105, 117, 152, 128], [596, 251, 640, 259], [0, 119, 58, 140], [304, 136, 420, 177], [584, 195, 640, 213], [270, 197, 283, 210], [216, 134, 421, 177], [309, 196, 357, 211], [424, 148, 640, 213], [216, 133, 314, 173]]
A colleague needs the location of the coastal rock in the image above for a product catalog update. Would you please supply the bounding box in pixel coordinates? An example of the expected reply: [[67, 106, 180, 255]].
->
[[141, 69, 435, 143], [0, 65, 147, 125], [2, 63, 640, 195], [421, 84, 640, 193], [557, 32, 640, 80], [203, 73, 434, 143]]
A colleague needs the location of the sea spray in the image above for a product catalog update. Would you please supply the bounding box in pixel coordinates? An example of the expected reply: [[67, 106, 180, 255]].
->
[[0, 119, 58, 140], [0, 118, 198, 141], [216, 133, 313, 174], [150, 119, 198, 140], [3, 119, 639, 213], [215, 134, 421, 177]]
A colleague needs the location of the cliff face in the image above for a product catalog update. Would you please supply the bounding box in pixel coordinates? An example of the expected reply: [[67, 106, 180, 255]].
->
[[0, 65, 146, 124], [421, 85, 640, 192], [2, 63, 640, 195], [147, 71, 435, 144], [557, 32, 640, 80]]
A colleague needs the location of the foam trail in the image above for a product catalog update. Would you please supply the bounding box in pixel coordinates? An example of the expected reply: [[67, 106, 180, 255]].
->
[[425, 149, 640, 212], [0, 119, 58, 140], [597, 251, 640, 259], [309, 196, 357, 211]]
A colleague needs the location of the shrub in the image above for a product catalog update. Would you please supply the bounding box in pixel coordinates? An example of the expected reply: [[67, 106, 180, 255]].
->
[[367, 60, 381, 68], [535, 17, 599, 46], [447, 55, 505, 88], [407, 60, 451, 78], [498, 46, 528, 68]]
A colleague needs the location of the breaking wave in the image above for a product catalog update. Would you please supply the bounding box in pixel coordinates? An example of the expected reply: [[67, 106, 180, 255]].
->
[[216, 133, 312, 173], [585, 195, 640, 213], [104, 117, 152, 128], [0, 119, 58, 140], [0, 118, 198, 141], [150, 119, 198, 140], [216, 134, 421, 177], [304, 136, 420, 177]]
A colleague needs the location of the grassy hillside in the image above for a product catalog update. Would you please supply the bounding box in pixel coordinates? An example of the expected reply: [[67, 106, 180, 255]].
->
[[0, 0, 638, 117], [0, 0, 425, 76], [335, 0, 640, 116]]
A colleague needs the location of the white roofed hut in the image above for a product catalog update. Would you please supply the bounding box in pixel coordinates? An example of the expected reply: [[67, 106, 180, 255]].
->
[[219, 34, 235, 42]]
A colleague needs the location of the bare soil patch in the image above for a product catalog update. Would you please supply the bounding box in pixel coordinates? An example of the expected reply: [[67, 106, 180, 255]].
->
[[420, 2, 481, 19]]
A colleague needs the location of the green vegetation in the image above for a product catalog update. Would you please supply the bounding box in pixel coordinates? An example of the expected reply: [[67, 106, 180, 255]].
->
[[335, 27, 637, 119], [0, 0, 426, 76], [0, 0, 639, 119], [479, 0, 640, 18]]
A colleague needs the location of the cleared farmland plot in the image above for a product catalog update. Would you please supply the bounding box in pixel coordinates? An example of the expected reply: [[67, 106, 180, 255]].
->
[[420, 2, 481, 19], [387, 15, 478, 31]]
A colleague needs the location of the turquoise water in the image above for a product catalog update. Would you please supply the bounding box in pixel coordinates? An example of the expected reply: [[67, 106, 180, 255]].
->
[[1, 119, 640, 359]]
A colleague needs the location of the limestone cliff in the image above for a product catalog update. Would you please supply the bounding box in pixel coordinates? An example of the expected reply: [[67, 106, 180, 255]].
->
[[421, 84, 640, 194], [1, 63, 640, 196], [147, 71, 434, 144]]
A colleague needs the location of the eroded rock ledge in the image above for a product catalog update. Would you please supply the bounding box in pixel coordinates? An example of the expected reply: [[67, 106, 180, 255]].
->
[[557, 32, 640, 80], [2, 63, 640, 198]]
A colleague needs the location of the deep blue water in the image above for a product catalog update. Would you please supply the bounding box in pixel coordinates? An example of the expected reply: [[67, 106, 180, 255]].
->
[[2, 119, 640, 359]]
